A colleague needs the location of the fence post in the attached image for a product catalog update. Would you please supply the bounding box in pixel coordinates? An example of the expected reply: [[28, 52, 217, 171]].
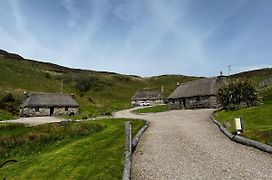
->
[[123, 121, 132, 180]]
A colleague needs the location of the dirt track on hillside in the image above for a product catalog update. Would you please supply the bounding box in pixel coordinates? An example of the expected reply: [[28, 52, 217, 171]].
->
[[114, 108, 272, 179]]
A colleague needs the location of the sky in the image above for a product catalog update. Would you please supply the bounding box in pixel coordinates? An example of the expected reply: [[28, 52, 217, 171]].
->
[[0, 0, 272, 77]]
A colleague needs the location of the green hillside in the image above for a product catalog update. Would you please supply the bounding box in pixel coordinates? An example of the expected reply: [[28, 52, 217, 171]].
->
[[0, 50, 198, 119], [230, 68, 272, 101]]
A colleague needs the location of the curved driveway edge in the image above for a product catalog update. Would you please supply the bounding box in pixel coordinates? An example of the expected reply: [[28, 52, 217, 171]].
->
[[114, 108, 272, 179], [211, 115, 272, 154]]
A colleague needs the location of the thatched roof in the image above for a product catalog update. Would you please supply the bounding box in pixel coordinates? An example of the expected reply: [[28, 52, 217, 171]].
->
[[131, 90, 164, 101], [168, 77, 225, 99], [21, 93, 79, 108]]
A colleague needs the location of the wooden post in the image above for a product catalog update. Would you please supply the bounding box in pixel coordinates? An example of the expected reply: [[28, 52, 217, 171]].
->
[[123, 121, 132, 180]]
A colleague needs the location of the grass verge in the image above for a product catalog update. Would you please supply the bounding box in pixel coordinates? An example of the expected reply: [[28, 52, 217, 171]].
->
[[0, 119, 145, 179], [213, 101, 272, 146], [134, 105, 168, 114], [0, 110, 15, 121]]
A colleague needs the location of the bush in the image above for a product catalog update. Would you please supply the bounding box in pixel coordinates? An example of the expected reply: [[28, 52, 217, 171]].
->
[[217, 79, 258, 109], [260, 86, 272, 101], [75, 76, 105, 92], [44, 72, 50, 79], [1, 93, 15, 103]]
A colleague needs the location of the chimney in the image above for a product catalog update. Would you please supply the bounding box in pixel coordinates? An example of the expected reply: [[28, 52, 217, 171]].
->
[[24, 91, 29, 100], [217, 72, 227, 83]]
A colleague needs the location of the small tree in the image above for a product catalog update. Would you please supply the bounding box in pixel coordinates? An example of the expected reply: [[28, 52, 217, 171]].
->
[[1, 93, 15, 103], [217, 79, 258, 109], [75, 76, 105, 93]]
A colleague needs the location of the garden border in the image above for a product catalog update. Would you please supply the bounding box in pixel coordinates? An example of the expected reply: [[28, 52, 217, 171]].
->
[[123, 120, 149, 180], [210, 115, 272, 154]]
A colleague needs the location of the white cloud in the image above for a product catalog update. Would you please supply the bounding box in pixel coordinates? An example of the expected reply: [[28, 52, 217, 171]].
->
[[113, 0, 141, 24], [55, 0, 111, 68], [5, 0, 55, 62], [61, 0, 80, 28]]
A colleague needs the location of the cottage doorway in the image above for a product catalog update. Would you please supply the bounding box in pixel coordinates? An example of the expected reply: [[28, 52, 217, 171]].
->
[[182, 98, 186, 108], [50, 107, 54, 116]]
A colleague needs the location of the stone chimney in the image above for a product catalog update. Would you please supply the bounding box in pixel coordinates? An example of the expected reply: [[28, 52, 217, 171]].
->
[[23, 91, 29, 100], [217, 72, 227, 83]]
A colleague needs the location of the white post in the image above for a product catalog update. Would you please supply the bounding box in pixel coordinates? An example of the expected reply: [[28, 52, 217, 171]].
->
[[235, 117, 243, 135]]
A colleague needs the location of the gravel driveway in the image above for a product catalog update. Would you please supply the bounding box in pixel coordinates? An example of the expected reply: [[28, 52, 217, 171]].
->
[[114, 108, 272, 179]]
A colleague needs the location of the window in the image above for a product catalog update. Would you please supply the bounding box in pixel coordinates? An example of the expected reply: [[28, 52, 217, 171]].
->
[[35, 107, 39, 112]]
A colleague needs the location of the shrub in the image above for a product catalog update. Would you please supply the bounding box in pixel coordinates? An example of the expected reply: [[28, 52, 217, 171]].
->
[[75, 76, 105, 92], [1, 93, 15, 103], [44, 72, 50, 79], [217, 79, 258, 109]]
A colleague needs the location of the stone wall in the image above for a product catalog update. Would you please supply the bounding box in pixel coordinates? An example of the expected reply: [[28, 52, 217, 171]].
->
[[131, 99, 164, 106], [168, 98, 184, 109], [53, 107, 78, 116], [20, 107, 50, 117], [168, 95, 220, 110], [19, 107, 79, 117]]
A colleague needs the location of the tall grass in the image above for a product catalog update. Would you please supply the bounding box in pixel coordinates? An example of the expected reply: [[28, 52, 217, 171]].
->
[[0, 122, 105, 163], [0, 119, 145, 179]]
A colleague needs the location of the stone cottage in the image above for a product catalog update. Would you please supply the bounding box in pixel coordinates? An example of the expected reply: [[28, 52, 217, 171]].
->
[[19, 93, 79, 117], [131, 90, 164, 106], [168, 76, 226, 109]]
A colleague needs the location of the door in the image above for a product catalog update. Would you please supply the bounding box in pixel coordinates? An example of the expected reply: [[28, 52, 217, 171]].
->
[[182, 98, 186, 108], [50, 107, 54, 116]]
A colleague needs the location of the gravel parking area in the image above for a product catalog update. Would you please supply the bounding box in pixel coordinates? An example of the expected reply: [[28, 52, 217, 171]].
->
[[114, 108, 272, 179]]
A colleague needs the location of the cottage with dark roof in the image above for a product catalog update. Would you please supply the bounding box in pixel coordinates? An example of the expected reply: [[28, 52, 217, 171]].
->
[[131, 90, 164, 106], [19, 93, 79, 117], [168, 76, 226, 109]]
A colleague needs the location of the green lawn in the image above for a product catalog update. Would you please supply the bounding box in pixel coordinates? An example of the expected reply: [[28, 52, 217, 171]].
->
[[213, 101, 272, 146], [134, 105, 169, 114], [0, 119, 145, 179], [0, 110, 15, 121]]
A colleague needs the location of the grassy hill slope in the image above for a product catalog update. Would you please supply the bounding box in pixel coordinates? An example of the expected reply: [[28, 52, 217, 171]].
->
[[0, 50, 198, 119], [230, 68, 272, 101]]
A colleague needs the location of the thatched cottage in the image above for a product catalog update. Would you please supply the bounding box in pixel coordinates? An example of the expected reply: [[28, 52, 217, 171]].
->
[[19, 93, 79, 117], [168, 77, 226, 109], [131, 90, 164, 106]]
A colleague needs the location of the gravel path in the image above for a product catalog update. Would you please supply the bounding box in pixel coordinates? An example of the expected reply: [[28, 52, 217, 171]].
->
[[0, 117, 66, 126], [114, 108, 272, 179]]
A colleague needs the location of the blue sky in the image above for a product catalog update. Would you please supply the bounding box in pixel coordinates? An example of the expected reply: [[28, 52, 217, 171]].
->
[[0, 0, 271, 77]]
